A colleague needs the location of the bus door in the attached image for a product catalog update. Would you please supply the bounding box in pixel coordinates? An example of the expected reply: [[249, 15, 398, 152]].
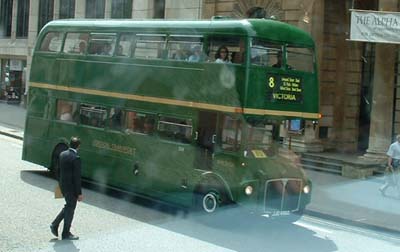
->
[[116, 110, 158, 194], [215, 114, 242, 166], [149, 116, 196, 203], [196, 111, 218, 170]]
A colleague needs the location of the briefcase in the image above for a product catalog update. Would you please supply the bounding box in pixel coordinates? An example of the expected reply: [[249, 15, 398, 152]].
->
[[54, 184, 64, 199]]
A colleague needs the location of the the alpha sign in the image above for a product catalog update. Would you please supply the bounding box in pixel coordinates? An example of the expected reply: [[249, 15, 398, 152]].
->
[[350, 9, 400, 44]]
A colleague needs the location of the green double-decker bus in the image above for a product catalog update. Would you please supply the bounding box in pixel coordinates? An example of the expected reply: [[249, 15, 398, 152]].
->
[[23, 18, 319, 216]]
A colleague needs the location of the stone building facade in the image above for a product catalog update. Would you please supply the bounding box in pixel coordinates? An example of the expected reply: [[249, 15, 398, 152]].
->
[[204, 0, 400, 160], [1, 0, 399, 158]]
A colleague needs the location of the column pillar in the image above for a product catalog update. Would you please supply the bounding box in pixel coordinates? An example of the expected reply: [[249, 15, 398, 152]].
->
[[364, 0, 398, 160], [105, 0, 112, 19], [165, 0, 202, 19], [132, 0, 154, 19], [26, 0, 40, 96], [53, 0, 60, 20], [75, 0, 85, 18], [11, 0, 18, 40]]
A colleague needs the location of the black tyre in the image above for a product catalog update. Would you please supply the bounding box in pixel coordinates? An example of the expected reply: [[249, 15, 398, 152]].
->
[[195, 188, 226, 214], [201, 191, 219, 213]]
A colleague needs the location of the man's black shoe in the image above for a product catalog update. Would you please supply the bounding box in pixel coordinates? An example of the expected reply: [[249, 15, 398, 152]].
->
[[62, 233, 79, 240], [50, 224, 58, 237]]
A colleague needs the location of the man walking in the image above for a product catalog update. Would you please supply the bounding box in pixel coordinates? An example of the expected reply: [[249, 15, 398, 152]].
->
[[50, 137, 83, 240], [380, 135, 400, 196]]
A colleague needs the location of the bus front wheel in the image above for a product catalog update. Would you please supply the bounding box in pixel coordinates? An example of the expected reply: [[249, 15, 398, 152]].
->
[[196, 189, 224, 214], [202, 192, 219, 213]]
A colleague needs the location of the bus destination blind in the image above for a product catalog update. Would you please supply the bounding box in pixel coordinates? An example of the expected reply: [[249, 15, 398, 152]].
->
[[266, 74, 303, 103]]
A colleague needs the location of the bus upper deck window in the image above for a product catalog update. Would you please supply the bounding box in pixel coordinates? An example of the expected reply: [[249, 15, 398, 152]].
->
[[39, 32, 63, 52], [167, 35, 203, 62], [250, 39, 282, 67], [117, 34, 135, 57], [286, 47, 314, 72], [88, 33, 117, 56], [63, 33, 89, 54], [134, 35, 166, 60], [208, 37, 244, 64]]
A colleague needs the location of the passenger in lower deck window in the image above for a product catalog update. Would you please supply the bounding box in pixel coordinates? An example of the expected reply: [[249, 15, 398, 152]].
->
[[143, 117, 155, 135]]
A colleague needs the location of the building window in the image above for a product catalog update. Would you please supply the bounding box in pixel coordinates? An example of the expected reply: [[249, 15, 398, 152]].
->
[[38, 0, 54, 33], [0, 0, 12, 38], [154, 0, 165, 19], [59, 0, 75, 19], [111, 0, 132, 19], [16, 0, 29, 38], [86, 0, 105, 18]]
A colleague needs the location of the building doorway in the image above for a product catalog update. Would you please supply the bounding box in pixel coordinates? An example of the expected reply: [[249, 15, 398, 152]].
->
[[358, 43, 375, 151]]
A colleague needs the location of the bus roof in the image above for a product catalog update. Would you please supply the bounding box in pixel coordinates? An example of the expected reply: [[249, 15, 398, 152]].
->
[[41, 19, 315, 47]]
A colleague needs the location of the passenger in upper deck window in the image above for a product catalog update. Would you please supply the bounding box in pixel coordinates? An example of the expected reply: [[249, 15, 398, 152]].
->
[[101, 43, 112, 56], [188, 45, 201, 62], [78, 41, 86, 54], [232, 39, 245, 64], [215, 46, 231, 63], [173, 49, 187, 60], [272, 51, 283, 68], [116, 45, 124, 56], [272, 51, 292, 69]]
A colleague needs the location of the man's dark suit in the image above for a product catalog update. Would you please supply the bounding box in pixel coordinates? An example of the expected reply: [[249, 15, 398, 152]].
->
[[52, 148, 82, 238]]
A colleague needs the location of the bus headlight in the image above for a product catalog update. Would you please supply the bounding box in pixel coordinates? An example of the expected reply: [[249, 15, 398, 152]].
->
[[245, 185, 253, 195], [303, 185, 310, 194]]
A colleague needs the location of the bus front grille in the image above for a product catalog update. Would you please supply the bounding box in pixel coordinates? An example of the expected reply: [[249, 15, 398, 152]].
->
[[264, 178, 302, 215]]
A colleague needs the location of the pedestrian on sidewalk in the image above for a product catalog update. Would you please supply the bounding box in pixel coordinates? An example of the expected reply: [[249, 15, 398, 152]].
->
[[50, 137, 83, 240], [379, 135, 400, 197]]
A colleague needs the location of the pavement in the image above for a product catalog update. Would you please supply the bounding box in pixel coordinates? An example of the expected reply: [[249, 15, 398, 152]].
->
[[0, 102, 399, 234]]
